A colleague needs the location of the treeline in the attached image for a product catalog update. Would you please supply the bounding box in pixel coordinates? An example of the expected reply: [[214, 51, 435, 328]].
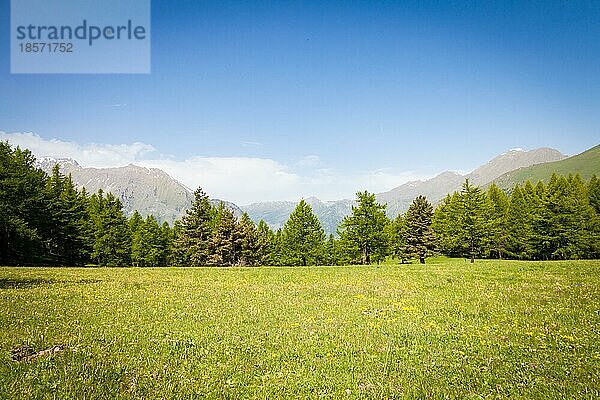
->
[[2, 141, 599, 266]]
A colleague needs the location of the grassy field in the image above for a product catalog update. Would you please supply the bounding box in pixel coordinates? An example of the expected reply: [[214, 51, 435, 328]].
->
[[1, 260, 599, 399]]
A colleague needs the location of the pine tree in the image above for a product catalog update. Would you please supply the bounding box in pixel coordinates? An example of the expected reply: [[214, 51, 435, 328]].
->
[[208, 203, 239, 266], [131, 215, 166, 267], [505, 185, 534, 259], [256, 220, 273, 266], [238, 213, 260, 266], [169, 220, 186, 266], [387, 214, 409, 263], [404, 195, 435, 264], [432, 192, 463, 257], [282, 200, 325, 266], [589, 175, 600, 215], [160, 221, 172, 266], [322, 234, 340, 266], [270, 228, 285, 266], [88, 190, 131, 266], [338, 191, 389, 265], [486, 183, 509, 259], [0, 142, 48, 264], [460, 179, 487, 263], [175, 187, 215, 266]]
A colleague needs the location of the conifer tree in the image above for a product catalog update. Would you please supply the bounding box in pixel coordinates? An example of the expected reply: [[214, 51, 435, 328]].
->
[[88, 190, 131, 266], [208, 203, 239, 266], [256, 220, 273, 266], [432, 192, 463, 257], [387, 214, 409, 263], [486, 183, 509, 259], [460, 179, 487, 263], [175, 187, 215, 266], [404, 195, 435, 263], [322, 234, 340, 266], [589, 175, 600, 215], [338, 191, 389, 264], [282, 200, 325, 266], [0, 142, 48, 264], [238, 213, 260, 266], [131, 215, 165, 266]]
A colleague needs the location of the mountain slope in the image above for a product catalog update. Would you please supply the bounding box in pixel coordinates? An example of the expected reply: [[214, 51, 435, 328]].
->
[[492, 144, 600, 189], [243, 147, 567, 234], [37, 158, 242, 225]]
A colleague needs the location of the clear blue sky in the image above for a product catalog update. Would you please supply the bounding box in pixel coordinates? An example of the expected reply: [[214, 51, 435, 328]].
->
[[1, 1, 599, 202]]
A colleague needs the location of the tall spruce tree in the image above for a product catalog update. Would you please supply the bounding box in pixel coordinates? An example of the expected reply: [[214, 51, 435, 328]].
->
[[338, 191, 389, 265], [282, 200, 325, 266], [238, 212, 260, 266], [131, 215, 166, 267], [256, 220, 273, 266], [0, 142, 48, 264], [432, 192, 463, 257], [404, 195, 435, 264], [208, 203, 239, 266], [486, 183, 509, 259], [175, 187, 215, 266], [460, 179, 487, 263], [88, 190, 131, 266]]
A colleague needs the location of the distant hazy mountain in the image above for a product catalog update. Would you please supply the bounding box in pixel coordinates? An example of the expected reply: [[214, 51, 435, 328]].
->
[[378, 147, 566, 217], [36, 157, 242, 225], [243, 147, 566, 234], [492, 144, 599, 189], [242, 197, 354, 235]]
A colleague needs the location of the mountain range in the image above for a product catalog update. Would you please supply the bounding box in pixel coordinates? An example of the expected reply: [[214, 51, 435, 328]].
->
[[243, 147, 567, 233], [37, 145, 600, 234], [37, 158, 242, 224]]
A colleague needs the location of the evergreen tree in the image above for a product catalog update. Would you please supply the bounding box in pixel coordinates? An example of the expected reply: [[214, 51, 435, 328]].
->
[[338, 191, 389, 265], [460, 179, 487, 263], [432, 193, 463, 257], [404, 195, 435, 263], [160, 221, 172, 266], [505, 185, 534, 259], [256, 220, 273, 266], [131, 215, 166, 267], [175, 187, 215, 266], [282, 200, 325, 266], [485, 183, 509, 259], [535, 174, 596, 259], [128, 211, 144, 236], [169, 220, 186, 266], [387, 214, 409, 263], [238, 213, 260, 266], [269, 228, 286, 266], [322, 234, 340, 266], [589, 175, 600, 215], [0, 142, 48, 264], [88, 190, 131, 266], [208, 203, 239, 266]]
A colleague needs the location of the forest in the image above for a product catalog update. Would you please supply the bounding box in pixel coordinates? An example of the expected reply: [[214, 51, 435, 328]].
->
[[1, 141, 599, 267]]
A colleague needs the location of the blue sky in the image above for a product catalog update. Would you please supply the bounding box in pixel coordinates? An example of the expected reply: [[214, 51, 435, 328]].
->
[[1, 1, 599, 204]]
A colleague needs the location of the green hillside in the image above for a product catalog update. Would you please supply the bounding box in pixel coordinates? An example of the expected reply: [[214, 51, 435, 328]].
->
[[493, 144, 600, 189]]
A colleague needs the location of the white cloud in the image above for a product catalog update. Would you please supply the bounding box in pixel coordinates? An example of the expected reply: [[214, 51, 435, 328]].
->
[[0, 131, 155, 168], [1, 131, 432, 204]]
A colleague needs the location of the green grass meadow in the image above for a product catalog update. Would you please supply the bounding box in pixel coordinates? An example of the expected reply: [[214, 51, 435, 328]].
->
[[1, 260, 599, 399]]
